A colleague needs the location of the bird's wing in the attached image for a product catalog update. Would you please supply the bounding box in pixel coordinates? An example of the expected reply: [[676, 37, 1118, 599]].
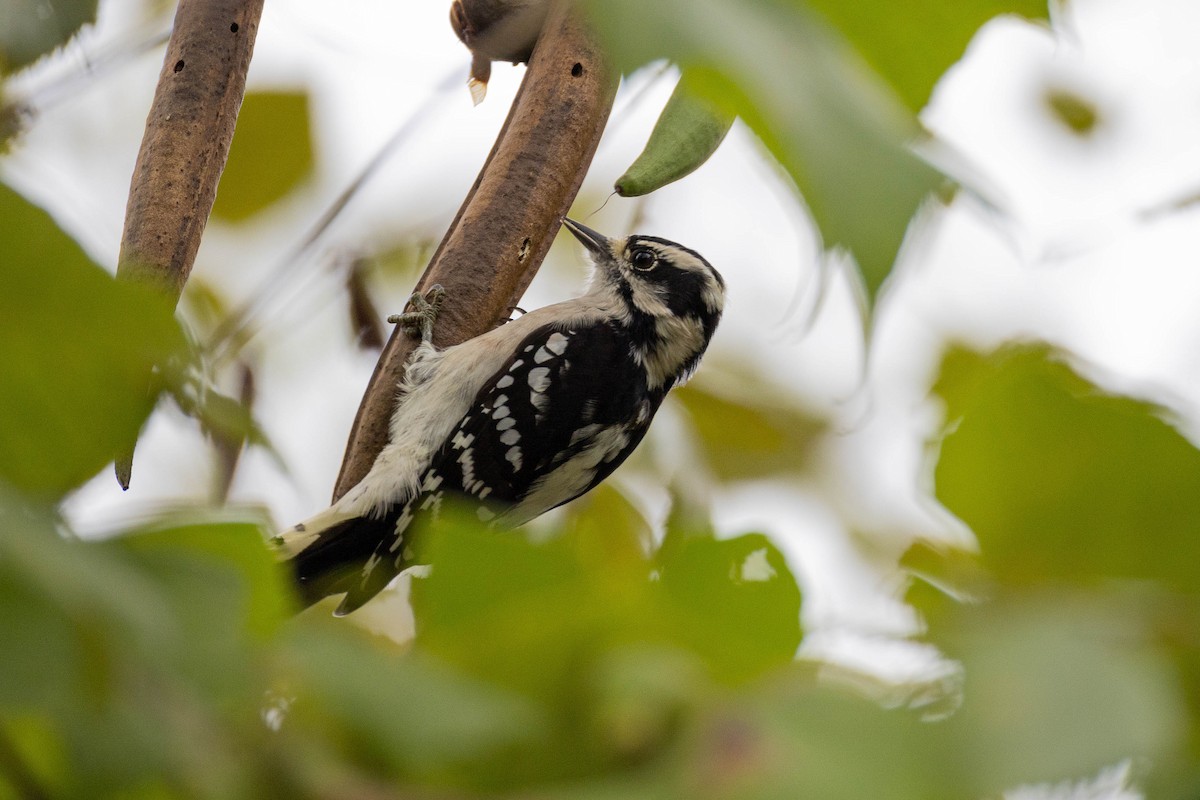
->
[[337, 321, 658, 611]]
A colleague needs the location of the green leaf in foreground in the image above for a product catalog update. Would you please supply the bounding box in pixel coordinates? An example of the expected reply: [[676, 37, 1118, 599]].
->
[[410, 508, 802, 785], [0, 498, 287, 797], [931, 343, 1200, 591], [805, 0, 1049, 113], [549, 671, 947, 800], [0, 182, 184, 498], [281, 623, 540, 779], [905, 551, 1194, 796], [658, 532, 802, 682], [921, 343, 1200, 793], [413, 512, 802, 685], [0, 0, 98, 74], [0, 489, 543, 795], [673, 378, 824, 481], [925, 592, 1185, 799], [585, 0, 943, 306], [732, 676, 941, 800], [213, 90, 315, 222], [122, 518, 292, 645]]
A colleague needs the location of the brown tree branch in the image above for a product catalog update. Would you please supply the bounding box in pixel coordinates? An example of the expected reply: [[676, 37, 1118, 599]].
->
[[117, 0, 263, 298], [332, 1, 617, 501], [114, 0, 263, 489]]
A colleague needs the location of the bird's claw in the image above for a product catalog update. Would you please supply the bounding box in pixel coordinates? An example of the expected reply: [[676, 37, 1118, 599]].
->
[[389, 284, 446, 344]]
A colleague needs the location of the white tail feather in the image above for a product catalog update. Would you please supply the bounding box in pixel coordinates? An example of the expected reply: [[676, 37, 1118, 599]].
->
[[276, 505, 357, 557]]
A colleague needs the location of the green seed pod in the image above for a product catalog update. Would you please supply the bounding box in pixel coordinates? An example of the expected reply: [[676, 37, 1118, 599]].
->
[[615, 80, 735, 197]]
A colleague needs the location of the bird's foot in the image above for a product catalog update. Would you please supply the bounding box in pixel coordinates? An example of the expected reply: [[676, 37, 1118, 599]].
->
[[389, 284, 446, 344]]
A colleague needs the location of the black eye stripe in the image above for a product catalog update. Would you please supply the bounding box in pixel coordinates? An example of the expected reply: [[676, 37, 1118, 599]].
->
[[627, 235, 724, 289]]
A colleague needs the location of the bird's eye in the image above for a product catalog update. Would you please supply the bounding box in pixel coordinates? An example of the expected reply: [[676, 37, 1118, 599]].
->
[[630, 248, 657, 271]]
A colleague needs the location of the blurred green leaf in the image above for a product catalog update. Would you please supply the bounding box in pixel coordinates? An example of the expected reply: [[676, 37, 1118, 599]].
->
[[564, 482, 656, 563], [699, 597, 1182, 800], [0, 496, 174, 717], [673, 379, 824, 481], [927, 592, 1185, 798], [123, 518, 290, 644], [411, 512, 671, 787], [0, 499, 283, 708], [658, 533, 802, 683], [805, 0, 1049, 113], [412, 513, 633, 699], [553, 669, 945, 800], [371, 237, 436, 280], [585, 646, 709, 770], [1150, 596, 1200, 785], [734, 675, 941, 800], [922, 344, 1200, 794], [0, 182, 184, 498], [0, 571, 83, 712], [585, 0, 943, 305], [212, 91, 314, 222], [411, 509, 804, 786], [0, 717, 67, 799], [0, 494, 292, 797], [931, 343, 1200, 591], [414, 513, 802, 688], [211, 363, 257, 502], [0, 0, 97, 74], [282, 623, 540, 780], [1044, 86, 1101, 137], [169, 373, 259, 447], [659, 483, 718, 568]]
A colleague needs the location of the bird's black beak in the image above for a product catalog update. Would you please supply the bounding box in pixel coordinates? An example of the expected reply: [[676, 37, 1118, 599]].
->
[[563, 218, 611, 258]]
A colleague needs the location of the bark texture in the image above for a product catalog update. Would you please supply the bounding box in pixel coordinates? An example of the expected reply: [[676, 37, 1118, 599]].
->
[[117, 0, 264, 298], [332, 1, 617, 501], [115, 0, 264, 488]]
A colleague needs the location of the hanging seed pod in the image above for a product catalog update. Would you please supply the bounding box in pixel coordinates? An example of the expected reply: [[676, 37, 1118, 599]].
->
[[615, 77, 735, 197]]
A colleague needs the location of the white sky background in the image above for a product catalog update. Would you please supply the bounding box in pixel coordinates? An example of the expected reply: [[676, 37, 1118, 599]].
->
[[6, 0, 1200, 742]]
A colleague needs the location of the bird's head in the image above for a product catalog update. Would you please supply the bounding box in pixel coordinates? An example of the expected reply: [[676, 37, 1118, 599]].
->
[[563, 218, 725, 390]]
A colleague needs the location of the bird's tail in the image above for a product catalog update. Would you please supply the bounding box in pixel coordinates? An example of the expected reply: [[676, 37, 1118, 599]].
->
[[276, 506, 402, 616]]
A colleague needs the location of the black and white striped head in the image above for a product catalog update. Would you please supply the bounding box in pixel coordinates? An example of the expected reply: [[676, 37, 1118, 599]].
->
[[564, 219, 725, 391]]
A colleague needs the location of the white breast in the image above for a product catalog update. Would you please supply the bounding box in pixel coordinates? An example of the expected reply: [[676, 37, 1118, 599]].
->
[[334, 289, 621, 519]]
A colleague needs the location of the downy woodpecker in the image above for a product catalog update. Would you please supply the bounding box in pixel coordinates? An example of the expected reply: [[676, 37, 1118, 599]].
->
[[280, 219, 725, 615]]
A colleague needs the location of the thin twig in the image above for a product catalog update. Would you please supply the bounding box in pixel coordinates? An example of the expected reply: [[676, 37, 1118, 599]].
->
[[205, 68, 460, 366], [20, 25, 172, 114]]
